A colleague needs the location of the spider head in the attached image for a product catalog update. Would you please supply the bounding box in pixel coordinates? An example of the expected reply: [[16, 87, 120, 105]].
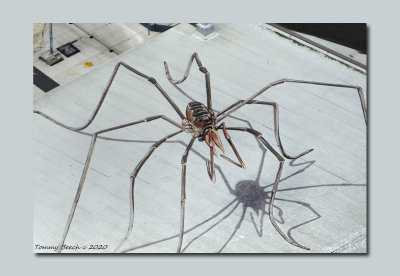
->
[[202, 127, 224, 155]]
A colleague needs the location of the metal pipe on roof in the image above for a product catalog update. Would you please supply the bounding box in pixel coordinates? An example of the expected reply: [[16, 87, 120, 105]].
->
[[49, 23, 53, 53]]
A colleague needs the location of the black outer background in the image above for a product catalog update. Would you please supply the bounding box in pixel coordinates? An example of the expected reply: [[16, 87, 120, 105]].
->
[[278, 23, 367, 53]]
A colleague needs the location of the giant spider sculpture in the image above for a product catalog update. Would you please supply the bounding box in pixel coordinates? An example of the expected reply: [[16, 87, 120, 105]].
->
[[33, 53, 367, 253]]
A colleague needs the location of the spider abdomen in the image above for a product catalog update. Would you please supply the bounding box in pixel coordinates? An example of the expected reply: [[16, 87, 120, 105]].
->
[[186, 101, 213, 128]]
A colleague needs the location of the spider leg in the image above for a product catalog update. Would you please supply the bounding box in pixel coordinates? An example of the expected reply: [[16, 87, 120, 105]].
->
[[216, 122, 246, 168], [217, 78, 367, 125], [34, 61, 185, 132], [119, 199, 238, 253], [113, 129, 184, 253], [164, 53, 213, 110], [218, 100, 313, 159], [177, 137, 196, 253], [273, 197, 321, 244], [226, 126, 310, 250], [206, 146, 216, 183], [56, 116, 183, 253], [57, 134, 97, 253]]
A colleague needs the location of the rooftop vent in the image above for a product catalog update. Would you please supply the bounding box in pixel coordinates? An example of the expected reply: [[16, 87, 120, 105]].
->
[[193, 23, 218, 41]]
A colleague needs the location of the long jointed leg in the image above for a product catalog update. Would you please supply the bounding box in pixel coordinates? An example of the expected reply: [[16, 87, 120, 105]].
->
[[226, 126, 310, 250], [206, 146, 216, 183], [217, 78, 367, 125], [218, 100, 313, 159], [34, 61, 185, 132], [57, 134, 97, 253], [57, 116, 183, 253], [164, 53, 213, 110], [177, 137, 196, 253], [285, 79, 367, 124], [113, 129, 184, 253], [217, 122, 246, 168]]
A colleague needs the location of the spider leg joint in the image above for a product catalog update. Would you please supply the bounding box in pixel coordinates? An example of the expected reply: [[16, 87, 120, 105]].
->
[[181, 155, 189, 165], [270, 78, 287, 86], [246, 128, 262, 137], [199, 66, 208, 73], [152, 138, 167, 148], [147, 77, 157, 84], [145, 115, 162, 122]]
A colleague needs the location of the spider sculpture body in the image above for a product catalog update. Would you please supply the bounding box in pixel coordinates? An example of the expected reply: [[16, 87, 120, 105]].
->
[[33, 53, 367, 253]]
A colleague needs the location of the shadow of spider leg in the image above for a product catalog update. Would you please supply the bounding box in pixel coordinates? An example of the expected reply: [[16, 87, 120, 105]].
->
[[119, 198, 239, 253], [217, 79, 367, 126], [181, 153, 316, 252], [218, 100, 314, 159], [247, 158, 319, 240], [34, 61, 186, 132], [33, 61, 190, 253], [225, 126, 310, 250], [119, 139, 316, 253], [113, 129, 185, 253], [55, 116, 183, 253]]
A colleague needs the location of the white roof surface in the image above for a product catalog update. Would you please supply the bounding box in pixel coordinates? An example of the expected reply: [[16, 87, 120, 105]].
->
[[33, 23, 367, 253]]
